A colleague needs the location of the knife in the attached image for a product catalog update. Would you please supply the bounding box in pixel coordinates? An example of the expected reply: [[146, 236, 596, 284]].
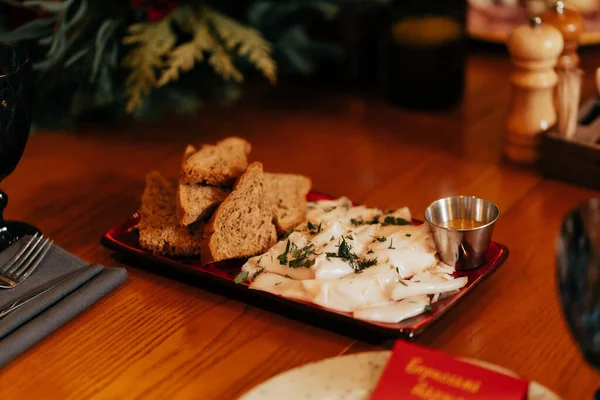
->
[[0, 266, 97, 320]]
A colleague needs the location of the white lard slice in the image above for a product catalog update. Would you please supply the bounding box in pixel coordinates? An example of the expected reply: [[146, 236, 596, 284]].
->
[[353, 295, 430, 323], [242, 232, 315, 280], [391, 276, 468, 301], [249, 272, 313, 303], [301, 273, 394, 313], [374, 249, 437, 279]]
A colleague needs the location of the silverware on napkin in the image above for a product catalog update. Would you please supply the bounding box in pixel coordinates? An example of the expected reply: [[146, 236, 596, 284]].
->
[[0, 266, 93, 319]]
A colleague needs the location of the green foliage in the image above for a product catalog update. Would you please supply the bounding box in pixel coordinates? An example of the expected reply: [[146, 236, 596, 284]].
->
[[0, 0, 384, 129]]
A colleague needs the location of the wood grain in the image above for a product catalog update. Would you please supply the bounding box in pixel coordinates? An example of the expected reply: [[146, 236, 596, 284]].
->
[[0, 47, 598, 400]]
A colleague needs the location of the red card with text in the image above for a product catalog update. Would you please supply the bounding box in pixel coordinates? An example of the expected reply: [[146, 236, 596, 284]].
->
[[370, 341, 529, 400]]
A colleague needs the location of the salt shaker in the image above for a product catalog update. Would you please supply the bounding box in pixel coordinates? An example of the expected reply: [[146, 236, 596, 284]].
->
[[505, 17, 564, 164], [540, 1, 585, 71]]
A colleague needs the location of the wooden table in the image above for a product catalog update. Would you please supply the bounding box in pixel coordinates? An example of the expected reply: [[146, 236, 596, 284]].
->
[[0, 46, 598, 400]]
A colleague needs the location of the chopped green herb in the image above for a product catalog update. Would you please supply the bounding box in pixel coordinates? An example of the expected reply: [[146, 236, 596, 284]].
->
[[284, 274, 292, 279], [257, 256, 263, 265], [277, 240, 292, 265], [357, 257, 378, 271], [385, 209, 395, 214], [289, 257, 316, 268], [406, 233, 412, 237], [424, 305, 432, 312], [414, 280, 420, 283], [372, 236, 387, 243], [399, 280, 408, 286], [342, 202, 351, 210], [307, 221, 323, 235], [323, 206, 337, 212], [325, 237, 377, 272], [346, 235, 354, 240], [279, 242, 320, 268], [253, 268, 265, 280], [350, 218, 359, 226], [282, 229, 295, 238], [388, 238, 395, 249], [382, 216, 412, 226], [409, 301, 417, 304], [234, 271, 249, 284], [330, 236, 335, 241], [367, 249, 374, 254], [368, 215, 380, 225], [274, 282, 282, 286]]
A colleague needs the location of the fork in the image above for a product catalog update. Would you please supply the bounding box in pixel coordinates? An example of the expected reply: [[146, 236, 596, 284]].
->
[[0, 233, 53, 289]]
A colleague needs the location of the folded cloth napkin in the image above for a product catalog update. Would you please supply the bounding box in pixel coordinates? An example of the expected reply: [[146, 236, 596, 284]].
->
[[0, 236, 127, 368]]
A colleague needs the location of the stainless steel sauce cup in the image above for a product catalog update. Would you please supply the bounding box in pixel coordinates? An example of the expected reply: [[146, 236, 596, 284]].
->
[[424, 196, 500, 270]]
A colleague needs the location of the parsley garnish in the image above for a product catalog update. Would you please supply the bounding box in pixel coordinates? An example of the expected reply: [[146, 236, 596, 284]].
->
[[350, 215, 380, 226], [357, 257, 378, 271], [424, 305, 432, 312], [278, 240, 319, 268], [284, 274, 292, 279], [372, 236, 387, 243], [399, 280, 408, 286], [382, 216, 412, 226], [388, 238, 395, 249], [307, 221, 323, 235], [326, 237, 377, 272], [367, 249, 374, 254], [234, 271, 249, 284], [282, 229, 295, 238], [253, 268, 265, 280], [406, 233, 412, 237], [257, 256, 263, 265], [346, 235, 353, 240], [278, 240, 292, 265], [330, 236, 335, 241], [274, 282, 282, 286]]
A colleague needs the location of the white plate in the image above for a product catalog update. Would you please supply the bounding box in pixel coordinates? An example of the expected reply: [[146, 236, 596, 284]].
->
[[239, 351, 561, 400]]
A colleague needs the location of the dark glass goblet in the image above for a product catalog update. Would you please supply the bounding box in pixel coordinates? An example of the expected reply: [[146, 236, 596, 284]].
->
[[0, 43, 39, 248], [556, 198, 600, 369]]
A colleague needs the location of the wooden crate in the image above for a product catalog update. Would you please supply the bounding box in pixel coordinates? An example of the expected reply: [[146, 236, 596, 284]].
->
[[540, 98, 600, 191]]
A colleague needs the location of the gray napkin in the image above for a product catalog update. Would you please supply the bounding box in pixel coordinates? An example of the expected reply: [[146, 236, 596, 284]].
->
[[0, 236, 127, 367]]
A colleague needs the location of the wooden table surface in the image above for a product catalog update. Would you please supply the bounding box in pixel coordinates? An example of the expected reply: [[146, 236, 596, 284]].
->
[[0, 46, 599, 400]]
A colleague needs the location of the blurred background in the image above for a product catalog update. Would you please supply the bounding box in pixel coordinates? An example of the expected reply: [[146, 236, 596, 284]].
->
[[0, 0, 599, 131]]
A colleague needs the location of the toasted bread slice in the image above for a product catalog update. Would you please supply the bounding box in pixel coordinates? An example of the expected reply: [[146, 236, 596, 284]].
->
[[202, 162, 277, 262], [181, 137, 251, 186], [177, 144, 231, 226], [182, 144, 197, 162], [265, 173, 311, 234], [139, 171, 203, 256], [176, 184, 230, 226]]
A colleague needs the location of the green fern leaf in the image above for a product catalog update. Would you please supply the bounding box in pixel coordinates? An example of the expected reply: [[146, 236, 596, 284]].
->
[[208, 40, 243, 83], [122, 19, 176, 113], [157, 23, 212, 87], [206, 8, 276, 84]]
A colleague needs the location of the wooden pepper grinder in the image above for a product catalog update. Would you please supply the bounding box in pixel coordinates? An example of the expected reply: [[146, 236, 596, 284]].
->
[[540, 1, 584, 71], [505, 17, 564, 164]]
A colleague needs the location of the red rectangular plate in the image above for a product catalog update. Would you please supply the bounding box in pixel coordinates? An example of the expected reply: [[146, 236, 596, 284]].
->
[[101, 191, 508, 341]]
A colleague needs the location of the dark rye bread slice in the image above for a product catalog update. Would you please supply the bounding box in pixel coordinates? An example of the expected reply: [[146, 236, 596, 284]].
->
[[139, 171, 203, 256], [180, 137, 251, 186], [176, 184, 230, 226], [177, 144, 231, 226], [264, 172, 311, 234], [201, 162, 277, 262]]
